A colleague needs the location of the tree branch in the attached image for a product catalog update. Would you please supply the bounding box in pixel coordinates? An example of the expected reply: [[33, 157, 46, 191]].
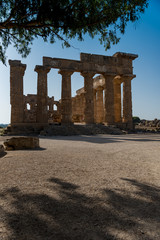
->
[[2, 2, 19, 26], [0, 29, 20, 42]]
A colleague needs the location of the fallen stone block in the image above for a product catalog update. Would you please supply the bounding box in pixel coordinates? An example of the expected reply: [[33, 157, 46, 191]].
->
[[0, 144, 4, 153], [3, 137, 39, 150]]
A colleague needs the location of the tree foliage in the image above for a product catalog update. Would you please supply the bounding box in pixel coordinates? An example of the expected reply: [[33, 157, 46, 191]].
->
[[0, 0, 148, 64]]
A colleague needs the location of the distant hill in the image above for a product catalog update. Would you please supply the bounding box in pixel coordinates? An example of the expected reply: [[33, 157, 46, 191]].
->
[[0, 124, 8, 128]]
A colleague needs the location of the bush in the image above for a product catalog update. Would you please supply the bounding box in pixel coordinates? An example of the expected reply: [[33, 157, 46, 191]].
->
[[133, 116, 141, 124]]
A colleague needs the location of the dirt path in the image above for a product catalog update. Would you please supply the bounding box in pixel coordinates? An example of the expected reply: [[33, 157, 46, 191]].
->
[[0, 134, 160, 240]]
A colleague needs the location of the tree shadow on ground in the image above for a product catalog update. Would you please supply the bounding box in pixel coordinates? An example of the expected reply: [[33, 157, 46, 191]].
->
[[0, 178, 160, 240]]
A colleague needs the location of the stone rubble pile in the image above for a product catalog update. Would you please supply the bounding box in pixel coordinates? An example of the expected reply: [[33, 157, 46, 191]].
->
[[40, 124, 125, 136], [138, 119, 160, 128]]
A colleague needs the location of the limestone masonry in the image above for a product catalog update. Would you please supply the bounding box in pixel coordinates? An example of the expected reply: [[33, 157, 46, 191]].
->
[[9, 52, 138, 132], [4, 137, 39, 150]]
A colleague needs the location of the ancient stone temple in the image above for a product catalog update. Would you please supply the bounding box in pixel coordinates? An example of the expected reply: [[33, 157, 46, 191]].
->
[[9, 52, 138, 132]]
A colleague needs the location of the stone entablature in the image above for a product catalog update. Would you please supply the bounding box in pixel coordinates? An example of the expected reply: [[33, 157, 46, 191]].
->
[[9, 52, 138, 130], [43, 52, 137, 75]]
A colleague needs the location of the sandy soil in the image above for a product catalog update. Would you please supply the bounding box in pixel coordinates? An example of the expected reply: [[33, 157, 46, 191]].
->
[[0, 134, 160, 240]]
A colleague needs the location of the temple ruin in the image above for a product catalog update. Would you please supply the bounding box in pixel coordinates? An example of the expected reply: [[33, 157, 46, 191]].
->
[[9, 52, 138, 132]]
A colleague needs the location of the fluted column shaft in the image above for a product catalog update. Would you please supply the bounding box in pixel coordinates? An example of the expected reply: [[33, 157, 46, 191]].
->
[[35, 66, 50, 123], [76, 95, 81, 116], [123, 76, 133, 128], [114, 79, 122, 122], [59, 70, 73, 124], [103, 74, 115, 125], [79, 93, 85, 121], [93, 89, 97, 122], [96, 86, 104, 123], [81, 72, 95, 124], [9, 60, 26, 124]]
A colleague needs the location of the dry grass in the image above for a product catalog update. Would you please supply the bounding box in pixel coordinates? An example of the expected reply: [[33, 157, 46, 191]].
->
[[0, 134, 160, 240]]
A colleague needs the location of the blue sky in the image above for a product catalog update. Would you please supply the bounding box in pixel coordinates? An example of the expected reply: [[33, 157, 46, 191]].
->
[[0, 0, 160, 123]]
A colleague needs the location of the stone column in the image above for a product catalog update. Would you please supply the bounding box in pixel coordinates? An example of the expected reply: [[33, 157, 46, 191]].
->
[[9, 60, 26, 124], [103, 74, 116, 125], [122, 76, 134, 128], [59, 70, 73, 124], [96, 86, 104, 123], [79, 92, 85, 122], [81, 72, 95, 124], [49, 97, 54, 111], [30, 102, 35, 111], [35, 65, 50, 123], [114, 78, 122, 122], [57, 102, 61, 114], [76, 95, 81, 116], [72, 96, 76, 115], [48, 103, 53, 111], [93, 89, 97, 122]]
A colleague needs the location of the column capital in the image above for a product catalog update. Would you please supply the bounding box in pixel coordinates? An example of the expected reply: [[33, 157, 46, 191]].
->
[[34, 65, 51, 74], [102, 73, 117, 78], [58, 69, 73, 76], [121, 74, 136, 82], [9, 60, 26, 75], [9, 60, 26, 68], [114, 76, 122, 84], [80, 92, 85, 97], [80, 71, 95, 78], [96, 86, 104, 91]]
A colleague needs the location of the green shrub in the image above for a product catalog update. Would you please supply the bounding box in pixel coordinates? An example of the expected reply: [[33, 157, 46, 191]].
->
[[133, 116, 141, 124]]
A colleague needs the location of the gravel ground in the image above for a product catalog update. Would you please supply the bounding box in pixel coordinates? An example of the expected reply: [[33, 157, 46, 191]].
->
[[0, 134, 160, 240]]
